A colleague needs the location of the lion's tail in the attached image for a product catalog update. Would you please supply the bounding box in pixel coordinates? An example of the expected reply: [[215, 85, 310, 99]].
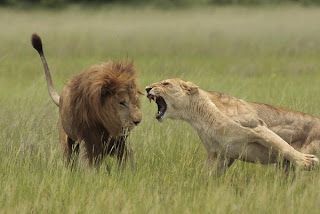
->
[[31, 33, 60, 107]]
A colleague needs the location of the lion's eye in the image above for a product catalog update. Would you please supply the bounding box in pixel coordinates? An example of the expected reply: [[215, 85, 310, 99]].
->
[[119, 101, 127, 107], [162, 82, 170, 86]]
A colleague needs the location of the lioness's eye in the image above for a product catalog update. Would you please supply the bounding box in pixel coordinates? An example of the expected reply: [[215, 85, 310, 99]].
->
[[162, 82, 170, 86]]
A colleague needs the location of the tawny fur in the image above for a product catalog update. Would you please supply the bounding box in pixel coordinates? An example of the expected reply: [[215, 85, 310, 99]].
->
[[146, 78, 320, 174], [32, 34, 142, 166]]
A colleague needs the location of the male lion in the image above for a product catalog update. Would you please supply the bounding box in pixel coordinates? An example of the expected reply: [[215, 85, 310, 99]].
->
[[31, 34, 142, 167], [146, 78, 320, 174]]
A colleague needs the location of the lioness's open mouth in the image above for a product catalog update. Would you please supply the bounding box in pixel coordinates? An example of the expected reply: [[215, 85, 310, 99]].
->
[[147, 93, 167, 120]]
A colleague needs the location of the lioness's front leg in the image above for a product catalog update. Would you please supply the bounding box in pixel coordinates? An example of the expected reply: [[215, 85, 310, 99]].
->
[[251, 125, 319, 170], [205, 152, 234, 176]]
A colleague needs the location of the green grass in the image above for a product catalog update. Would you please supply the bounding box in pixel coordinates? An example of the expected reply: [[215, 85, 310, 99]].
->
[[1, 5, 320, 213]]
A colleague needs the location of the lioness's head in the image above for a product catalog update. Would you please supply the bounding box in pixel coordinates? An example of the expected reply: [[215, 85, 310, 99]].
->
[[145, 78, 198, 121], [72, 62, 142, 137]]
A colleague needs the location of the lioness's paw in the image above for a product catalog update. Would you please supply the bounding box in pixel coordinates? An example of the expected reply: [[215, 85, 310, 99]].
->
[[295, 154, 319, 170]]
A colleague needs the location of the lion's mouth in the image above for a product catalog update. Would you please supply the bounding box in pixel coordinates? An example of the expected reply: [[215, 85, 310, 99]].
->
[[147, 93, 167, 121]]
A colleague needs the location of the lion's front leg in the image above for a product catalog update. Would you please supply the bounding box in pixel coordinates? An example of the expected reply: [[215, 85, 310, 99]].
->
[[80, 138, 104, 167], [116, 144, 135, 170], [205, 152, 234, 176], [251, 125, 319, 170], [120, 145, 135, 171]]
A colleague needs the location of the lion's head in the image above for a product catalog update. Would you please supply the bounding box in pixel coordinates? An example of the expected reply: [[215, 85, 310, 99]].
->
[[145, 78, 198, 121], [69, 61, 142, 138]]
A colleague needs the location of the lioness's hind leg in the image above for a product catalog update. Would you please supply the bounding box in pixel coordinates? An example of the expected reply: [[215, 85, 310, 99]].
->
[[302, 140, 320, 154], [301, 140, 320, 158], [277, 159, 296, 178]]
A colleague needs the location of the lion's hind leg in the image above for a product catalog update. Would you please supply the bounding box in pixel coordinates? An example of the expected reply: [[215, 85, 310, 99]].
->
[[59, 125, 73, 164], [60, 133, 79, 166], [58, 118, 80, 165]]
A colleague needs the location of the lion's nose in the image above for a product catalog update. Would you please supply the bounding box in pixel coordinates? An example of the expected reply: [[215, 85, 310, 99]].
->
[[133, 120, 141, 126], [145, 87, 152, 93]]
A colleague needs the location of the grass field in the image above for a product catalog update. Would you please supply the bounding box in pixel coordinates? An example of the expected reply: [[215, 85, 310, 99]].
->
[[1, 5, 320, 213]]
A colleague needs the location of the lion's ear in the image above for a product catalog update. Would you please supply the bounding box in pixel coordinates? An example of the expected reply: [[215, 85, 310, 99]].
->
[[180, 81, 199, 95], [101, 81, 117, 98], [101, 86, 113, 97]]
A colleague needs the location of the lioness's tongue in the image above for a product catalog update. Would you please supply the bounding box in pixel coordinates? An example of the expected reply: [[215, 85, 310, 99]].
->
[[155, 97, 166, 120], [156, 110, 164, 120], [156, 104, 163, 119]]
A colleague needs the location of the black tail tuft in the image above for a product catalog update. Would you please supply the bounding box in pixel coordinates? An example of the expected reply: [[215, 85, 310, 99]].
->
[[31, 33, 43, 55]]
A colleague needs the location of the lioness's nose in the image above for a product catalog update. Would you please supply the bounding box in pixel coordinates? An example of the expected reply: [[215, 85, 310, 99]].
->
[[145, 87, 152, 93]]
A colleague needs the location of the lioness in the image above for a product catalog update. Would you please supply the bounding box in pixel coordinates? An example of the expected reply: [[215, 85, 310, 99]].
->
[[31, 34, 142, 167], [146, 78, 320, 173]]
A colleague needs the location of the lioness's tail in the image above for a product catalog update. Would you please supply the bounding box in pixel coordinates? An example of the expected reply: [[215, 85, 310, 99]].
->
[[31, 33, 60, 106]]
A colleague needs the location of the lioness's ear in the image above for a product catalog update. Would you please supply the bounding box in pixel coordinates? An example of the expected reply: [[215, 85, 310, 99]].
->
[[180, 81, 199, 95]]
